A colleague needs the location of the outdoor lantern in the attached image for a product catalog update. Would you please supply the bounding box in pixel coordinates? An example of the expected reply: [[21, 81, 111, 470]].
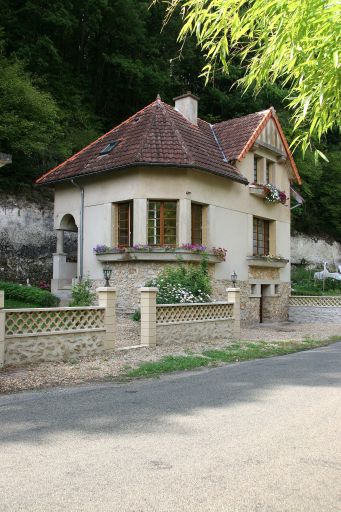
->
[[103, 266, 112, 287], [231, 271, 237, 288]]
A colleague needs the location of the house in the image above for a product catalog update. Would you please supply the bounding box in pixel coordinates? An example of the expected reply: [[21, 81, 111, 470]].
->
[[36, 93, 301, 323]]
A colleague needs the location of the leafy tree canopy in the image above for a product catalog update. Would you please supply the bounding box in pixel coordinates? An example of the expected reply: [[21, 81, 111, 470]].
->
[[0, 0, 340, 241], [156, 0, 341, 152]]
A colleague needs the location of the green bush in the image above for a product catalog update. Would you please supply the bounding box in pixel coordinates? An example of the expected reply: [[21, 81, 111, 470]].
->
[[0, 281, 60, 307], [131, 308, 141, 321], [291, 266, 341, 295], [69, 277, 95, 306], [145, 256, 212, 304]]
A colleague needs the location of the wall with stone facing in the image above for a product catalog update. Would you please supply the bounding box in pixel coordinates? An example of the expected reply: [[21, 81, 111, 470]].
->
[[92, 260, 290, 324], [262, 283, 290, 322], [291, 233, 341, 267], [156, 319, 235, 345], [0, 192, 76, 286], [4, 330, 105, 366]]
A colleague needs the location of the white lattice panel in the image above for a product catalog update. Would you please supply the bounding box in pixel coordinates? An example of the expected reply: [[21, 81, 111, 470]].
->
[[156, 302, 233, 324], [5, 307, 105, 336], [289, 296, 341, 308]]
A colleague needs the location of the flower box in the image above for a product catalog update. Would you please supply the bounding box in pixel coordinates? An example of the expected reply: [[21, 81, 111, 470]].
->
[[247, 256, 289, 268], [96, 249, 222, 264]]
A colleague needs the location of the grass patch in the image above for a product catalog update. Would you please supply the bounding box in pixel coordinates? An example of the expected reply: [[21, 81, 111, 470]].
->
[[126, 355, 211, 378], [126, 338, 339, 380], [4, 299, 41, 309]]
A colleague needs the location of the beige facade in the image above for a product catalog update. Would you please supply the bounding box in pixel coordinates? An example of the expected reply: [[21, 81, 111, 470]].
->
[[52, 117, 293, 324]]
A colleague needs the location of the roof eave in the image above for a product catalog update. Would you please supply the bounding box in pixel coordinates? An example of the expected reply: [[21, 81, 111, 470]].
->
[[36, 162, 249, 187]]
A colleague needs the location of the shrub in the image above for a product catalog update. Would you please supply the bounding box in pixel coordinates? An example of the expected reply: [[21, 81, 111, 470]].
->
[[291, 265, 341, 295], [0, 281, 60, 307], [69, 277, 95, 306], [145, 256, 211, 304], [131, 308, 141, 321]]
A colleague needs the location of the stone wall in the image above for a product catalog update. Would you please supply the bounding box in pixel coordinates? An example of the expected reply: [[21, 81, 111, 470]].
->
[[93, 260, 289, 324], [262, 283, 290, 322], [4, 330, 105, 366], [291, 233, 341, 267], [156, 319, 235, 345], [0, 191, 76, 286]]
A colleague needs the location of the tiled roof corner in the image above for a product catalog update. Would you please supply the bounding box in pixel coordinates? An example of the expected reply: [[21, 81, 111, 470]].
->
[[36, 98, 300, 186]]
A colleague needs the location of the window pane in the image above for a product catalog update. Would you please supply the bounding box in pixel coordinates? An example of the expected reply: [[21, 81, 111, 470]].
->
[[148, 200, 177, 246], [253, 218, 270, 256], [118, 202, 133, 247], [191, 203, 203, 245]]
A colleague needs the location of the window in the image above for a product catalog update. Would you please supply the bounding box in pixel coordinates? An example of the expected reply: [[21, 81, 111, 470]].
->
[[191, 203, 203, 245], [100, 140, 120, 155], [117, 201, 133, 247], [266, 160, 272, 183], [253, 218, 270, 256], [253, 156, 259, 183], [148, 201, 177, 246]]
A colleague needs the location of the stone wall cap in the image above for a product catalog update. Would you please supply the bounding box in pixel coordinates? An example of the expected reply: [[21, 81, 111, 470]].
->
[[96, 287, 117, 292], [139, 287, 158, 292], [226, 287, 241, 292]]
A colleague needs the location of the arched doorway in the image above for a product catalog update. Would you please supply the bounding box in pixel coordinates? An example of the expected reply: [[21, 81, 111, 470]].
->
[[51, 214, 78, 296]]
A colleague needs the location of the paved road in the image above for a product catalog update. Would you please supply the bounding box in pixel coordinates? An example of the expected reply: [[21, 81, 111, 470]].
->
[[1, 343, 340, 512]]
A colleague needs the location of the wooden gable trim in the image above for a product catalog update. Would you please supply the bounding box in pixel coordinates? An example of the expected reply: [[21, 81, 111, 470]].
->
[[236, 108, 302, 185]]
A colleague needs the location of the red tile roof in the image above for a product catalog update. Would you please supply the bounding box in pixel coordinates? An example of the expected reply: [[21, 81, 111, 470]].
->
[[36, 98, 300, 185], [214, 108, 301, 184]]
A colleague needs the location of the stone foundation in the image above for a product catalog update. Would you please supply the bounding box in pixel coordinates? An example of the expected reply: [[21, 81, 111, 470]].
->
[[5, 330, 105, 366], [156, 319, 235, 345], [92, 261, 290, 324]]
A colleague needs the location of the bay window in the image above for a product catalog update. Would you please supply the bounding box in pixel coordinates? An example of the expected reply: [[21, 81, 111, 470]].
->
[[148, 200, 177, 246]]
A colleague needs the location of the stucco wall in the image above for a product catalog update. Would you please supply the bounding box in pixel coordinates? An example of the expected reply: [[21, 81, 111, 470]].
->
[[54, 158, 291, 285]]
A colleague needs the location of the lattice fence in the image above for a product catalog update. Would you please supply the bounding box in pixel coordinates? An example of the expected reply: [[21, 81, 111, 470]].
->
[[289, 296, 341, 308], [5, 307, 105, 337], [156, 302, 233, 324]]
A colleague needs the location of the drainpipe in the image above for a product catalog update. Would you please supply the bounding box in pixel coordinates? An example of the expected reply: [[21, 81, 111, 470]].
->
[[71, 179, 84, 281]]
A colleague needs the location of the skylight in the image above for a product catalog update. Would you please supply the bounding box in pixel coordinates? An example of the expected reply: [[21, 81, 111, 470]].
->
[[99, 140, 120, 155]]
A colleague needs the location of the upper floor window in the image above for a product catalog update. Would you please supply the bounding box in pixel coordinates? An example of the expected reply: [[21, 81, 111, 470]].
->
[[253, 156, 259, 183], [266, 160, 272, 184], [148, 200, 177, 246], [191, 203, 203, 245], [117, 201, 133, 247], [253, 217, 270, 256]]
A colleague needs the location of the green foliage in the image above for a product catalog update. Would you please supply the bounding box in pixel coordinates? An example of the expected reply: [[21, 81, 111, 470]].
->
[[145, 257, 211, 303], [69, 277, 95, 307], [4, 299, 42, 309], [291, 265, 341, 295], [126, 339, 335, 378], [159, 0, 341, 152], [0, 281, 60, 307], [0, 1, 340, 240], [131, 308, 141, 321]]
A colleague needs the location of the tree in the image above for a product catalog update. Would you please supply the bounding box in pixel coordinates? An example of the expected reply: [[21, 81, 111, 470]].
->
[[155, 0, 341, 152]]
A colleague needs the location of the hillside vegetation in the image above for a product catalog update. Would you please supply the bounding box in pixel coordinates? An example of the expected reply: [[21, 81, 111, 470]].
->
[[0, 0, 340, 241]]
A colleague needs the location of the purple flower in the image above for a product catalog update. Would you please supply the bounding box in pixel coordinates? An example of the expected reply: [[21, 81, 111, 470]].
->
[[93, 244, 108, 254]]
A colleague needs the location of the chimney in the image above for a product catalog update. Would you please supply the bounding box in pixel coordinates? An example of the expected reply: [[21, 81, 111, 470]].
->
[[173, 92, 199, 125]]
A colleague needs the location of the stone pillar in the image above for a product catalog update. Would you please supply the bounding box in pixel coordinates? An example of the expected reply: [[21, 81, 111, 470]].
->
[[227, 287, 241, 339], [56, 229, 64, 253], [97, 287, 117, 351], [140, 287, 157, 347], [133, 198, 147, 245], [178, 198, 191, 245], [0, 290, 5, 368]]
